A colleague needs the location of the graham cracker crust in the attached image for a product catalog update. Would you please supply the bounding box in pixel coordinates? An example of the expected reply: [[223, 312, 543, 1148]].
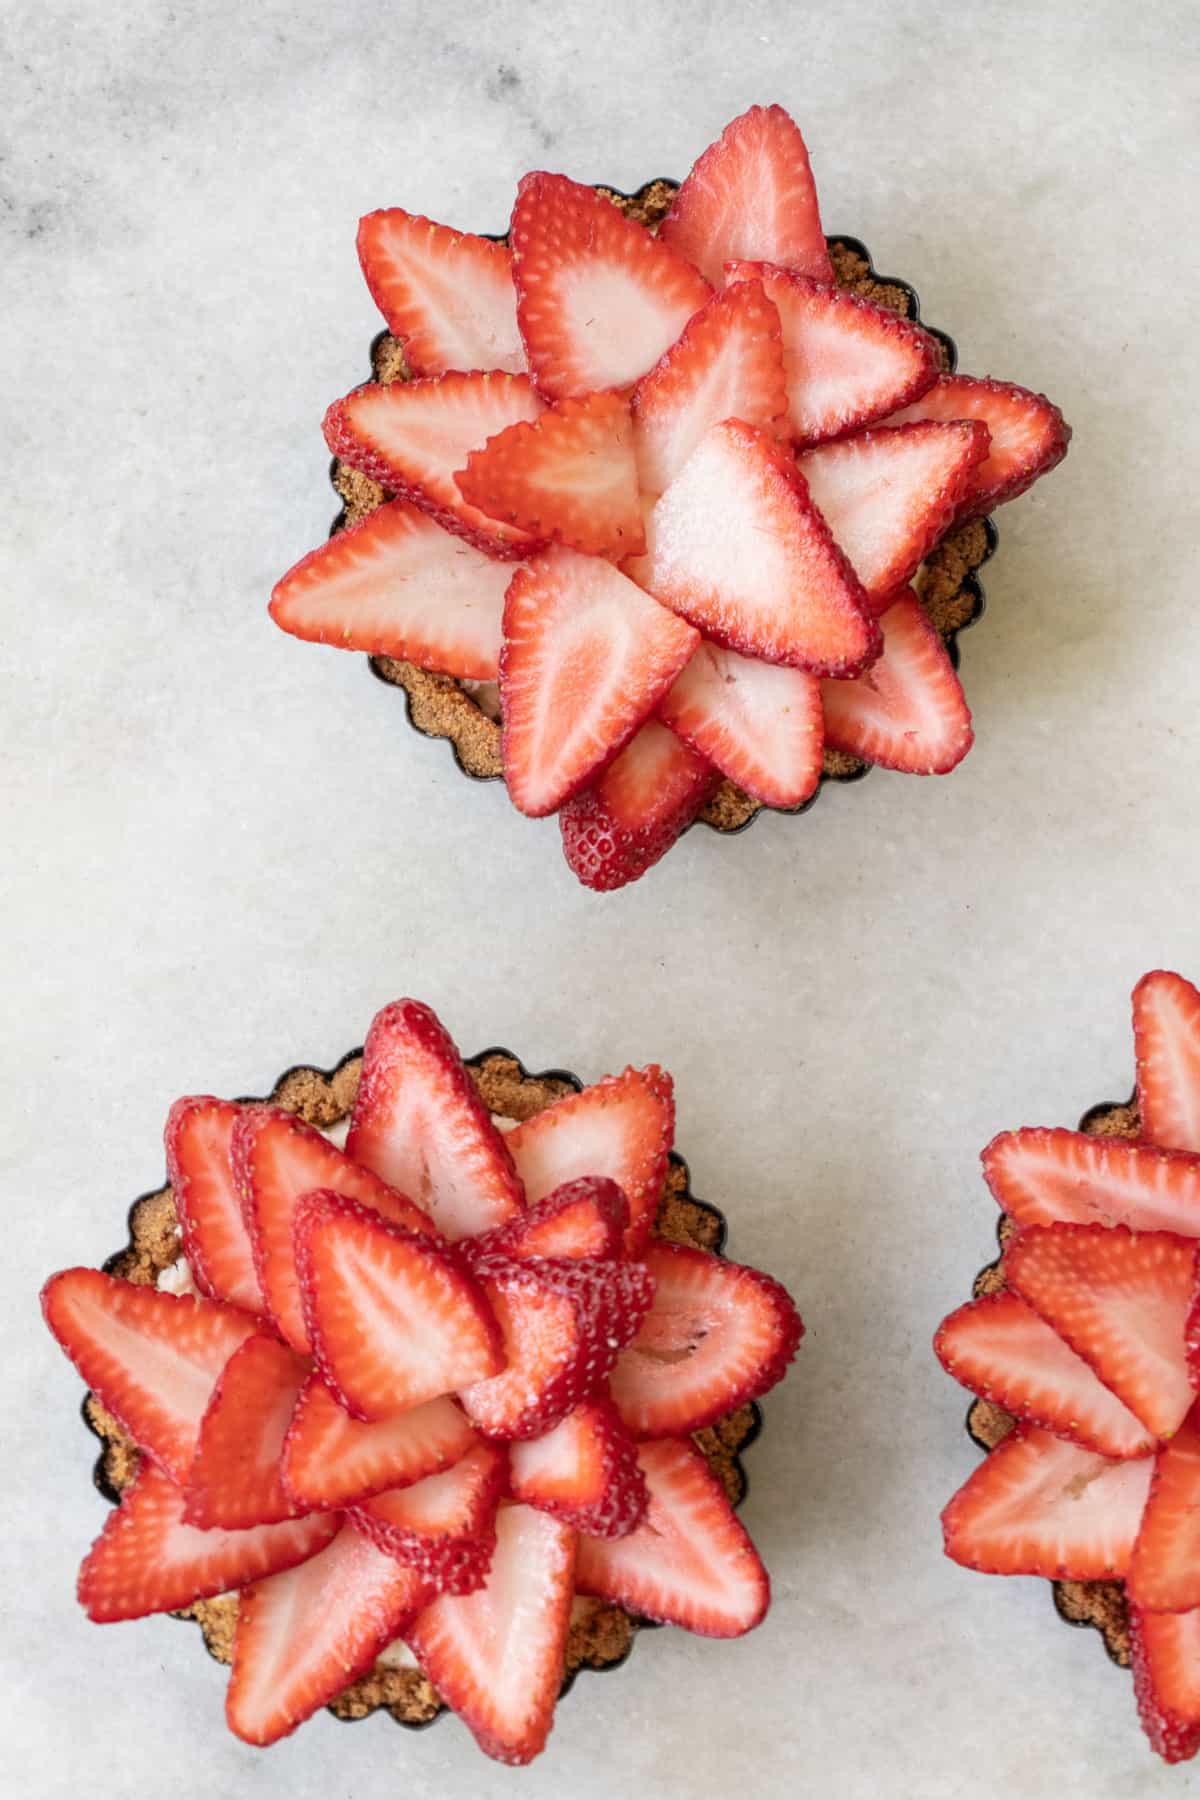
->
[[327, 181, 996, 832], [965, 1095, 1144, 1668], [85, 1045, 762, 1730]]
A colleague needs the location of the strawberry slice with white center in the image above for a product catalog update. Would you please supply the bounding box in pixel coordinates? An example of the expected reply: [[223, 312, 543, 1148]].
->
[[981, 1127, 1200, 1235], [352, 1441, 506, 1593], [458, 1255, 655, 1441], [76, 1462, 337, 1624], [819, 590, 973, 775], [465, 1176, 630, 1263], [346, 998, 525, 1241], [456, 392, 645, 558], [165, 1097, 263, 1314], [295, 1191, 503, 1420], [610, 1243, 803, 1438], [323, 371, 544, 559], [639, 418, 879, 675], [659, 103, 832, 289], [282, 1373, 477, 1512], [1128, 1405, 1200, 1611], [1134, 970, 1200, 1156], [724, 262, 941, 446], [559, 720, 719, 893], [630, 278, 787, 496], [41, 1268, 256, 1484], [1004, 1223, 1197, 1440], [933, 1291, 1154, 1459], [1132, 1606, 1200, 1764], [504, 1066, 674, 1257], [510, 171, 711, 401], [226, 1519, 430, 1747], [575, 1437, 769, 1636], [268, 499, 512, 681], [356, 208, 526, 377], [233, 1102, 436, 1353], [405, 1503, 576, 1766], [659, 640, 824, 809], [885, 373, 1071, 518], [499, 547, 699, 818], [509, 1398, 648, 1538], [183, 1333, 311, 1529], [797, 420, 990, 612], [940, 1424, 1153, 1578]]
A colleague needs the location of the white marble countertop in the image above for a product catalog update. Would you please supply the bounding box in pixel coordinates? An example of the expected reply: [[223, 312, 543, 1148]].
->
[[5, 2, 1199, 1795]]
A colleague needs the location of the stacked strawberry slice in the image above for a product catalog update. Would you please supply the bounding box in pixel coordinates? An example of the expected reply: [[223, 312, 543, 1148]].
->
[[936, 969, 1200, 1764], [270, 102, 1070, 892], [43, 999, 802, 1766]]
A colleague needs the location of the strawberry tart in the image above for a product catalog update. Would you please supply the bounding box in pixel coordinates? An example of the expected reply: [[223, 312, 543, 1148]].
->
[[270, 103, 1070, 890], [936, 970, 1200, 1764], [45, 999, 802, 1766]]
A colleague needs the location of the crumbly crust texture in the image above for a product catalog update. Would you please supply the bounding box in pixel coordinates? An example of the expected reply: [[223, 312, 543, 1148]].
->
[[965, 1098, 1142, 1667], [86, 1047, 760, 1728], [329, 185, 993, 825]]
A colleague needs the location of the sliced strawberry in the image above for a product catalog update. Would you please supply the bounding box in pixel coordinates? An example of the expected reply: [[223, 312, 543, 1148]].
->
[[819, 590, 973, 775], [659, 103, 832, 289], [282, 1373, 477, 1512], [352, 1441, 506, 1593], [41, 1268, 256, 1484], [226, 1519, 429, 1746], [323, 371, 544, 559], [345, 998, 525, 1241], [639, 419, 879, 675], [233, 1102, 435, 1353], [356, 208, 526, 377], [466, 1176, 629, 1263], [1131, 1606, 1200, 1764], [659, 641, 823, 808], [933, 1292, 1154, 1459], [458, 1255, 654, 1441], [499, 547, 699, 817], [725, 263, 940, 445], [269, 498, 512, 681], [885, 374, 1070, 518], [504, 1065, 674, 1256], [405, 1503, 576, 1765], [559, 720, 719, 893], [183, 1333, 310, 1529], [165, 1096, 262, 1314], [1129, 1406, 1200, 1611], [456, 392, 644, 558], [940, 1424, 1153, 1578], [76, 1462, 336, 1624], [1134, 970, 1200, 1156], [981, 1127, 1200, 1235], [630, 278, 787, 496], [797, 420, 990, 612], [609, 1243, 802, 1438], [509, 1399, 648, 1538], [1004, 1224, 1197, 1440], [510, 172, 711, 401], [575, 1437, 768, 1636], [295, 1191, 503, 1421]]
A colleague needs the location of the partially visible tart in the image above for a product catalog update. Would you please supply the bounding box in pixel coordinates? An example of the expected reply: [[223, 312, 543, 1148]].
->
[[937, 970, 1200, 1764]]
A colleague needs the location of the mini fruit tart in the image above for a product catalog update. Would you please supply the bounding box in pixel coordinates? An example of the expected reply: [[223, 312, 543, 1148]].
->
[[270, 103, 1070, 892], [44, 999, 803, 1767], [936, 970, 1200, 1765]]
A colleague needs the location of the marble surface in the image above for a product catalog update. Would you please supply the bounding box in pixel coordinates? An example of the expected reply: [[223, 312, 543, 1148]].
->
[[4, 2, 1200, 1794]]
